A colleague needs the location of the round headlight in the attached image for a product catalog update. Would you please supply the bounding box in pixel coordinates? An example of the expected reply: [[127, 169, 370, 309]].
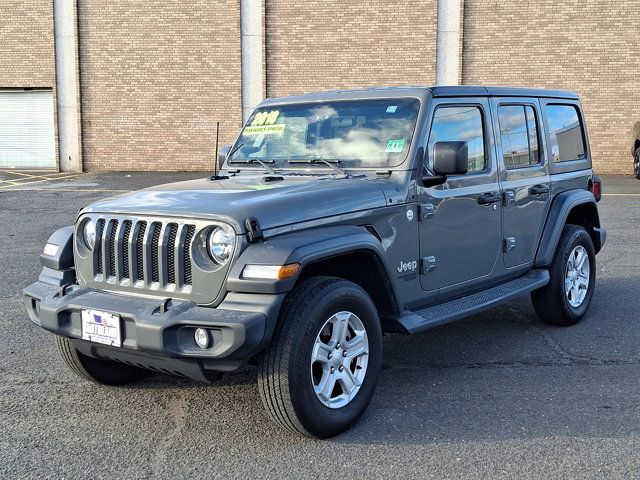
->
[[83, 219, 97, 250], [207, 225, 234, 265]]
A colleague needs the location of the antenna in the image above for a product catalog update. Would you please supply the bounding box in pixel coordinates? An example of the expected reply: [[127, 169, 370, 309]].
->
[[214, 121, 220, 176]]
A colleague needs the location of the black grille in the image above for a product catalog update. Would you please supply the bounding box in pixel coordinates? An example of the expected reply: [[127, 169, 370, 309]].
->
[[167, 223, 178, 284], [90, 218, 196, 291], [151, 222, 161, 283], [95, 219, 105, 275], [108, 220, 119, 277], [122, 220, 132, 279], [183, 225, 195, 286], [135, 222, 147, 281]]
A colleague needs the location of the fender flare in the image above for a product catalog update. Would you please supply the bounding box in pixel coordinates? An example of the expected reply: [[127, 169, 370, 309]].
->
[[535, 190, 601, 267], [226, 225, 398, 297], [40, 225, 74, 270], [37, 225, 76, 286]]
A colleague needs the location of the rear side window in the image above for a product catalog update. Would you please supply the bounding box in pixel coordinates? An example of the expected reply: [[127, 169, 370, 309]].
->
[[545, 105, 586, 162], [497, 105, 540, 169], [427, 106, 486, 173]]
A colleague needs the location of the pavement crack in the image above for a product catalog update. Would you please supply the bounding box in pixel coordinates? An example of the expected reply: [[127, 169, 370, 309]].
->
[[385, 357, 640, 371], [150, 391, 188, 477], [0, 375, 77, 388], [526, 320, 576, 365]]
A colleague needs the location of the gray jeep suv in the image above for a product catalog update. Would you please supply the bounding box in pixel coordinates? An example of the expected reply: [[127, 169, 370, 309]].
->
[[24, 86, 605, 438]]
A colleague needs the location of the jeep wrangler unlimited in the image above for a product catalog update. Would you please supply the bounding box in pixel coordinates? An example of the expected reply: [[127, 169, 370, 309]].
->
[[24, 86, 605, 438]]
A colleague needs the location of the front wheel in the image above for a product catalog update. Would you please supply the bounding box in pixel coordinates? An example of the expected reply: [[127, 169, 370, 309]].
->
[[258, 277, 382, 438], [531, 225, 596, 326]]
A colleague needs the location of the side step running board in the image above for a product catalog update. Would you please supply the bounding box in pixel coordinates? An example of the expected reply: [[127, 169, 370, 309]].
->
[[397, 269, 550, 334]]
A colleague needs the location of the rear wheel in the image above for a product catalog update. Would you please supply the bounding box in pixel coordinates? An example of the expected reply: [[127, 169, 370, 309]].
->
[[634, 146, 640, 179], [532, 225, 596, 326], [56, 336, 148, 385], [258, 276, 382, 438]]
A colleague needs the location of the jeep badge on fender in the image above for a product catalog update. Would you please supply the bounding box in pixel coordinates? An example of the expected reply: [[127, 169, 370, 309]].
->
[[24, 86, 605, 438]]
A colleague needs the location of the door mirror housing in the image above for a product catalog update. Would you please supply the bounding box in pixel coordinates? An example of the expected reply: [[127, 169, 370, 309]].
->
[[218, 145, 231, 169], [432, 141, 469, 176], [421, 174, 447, 187]]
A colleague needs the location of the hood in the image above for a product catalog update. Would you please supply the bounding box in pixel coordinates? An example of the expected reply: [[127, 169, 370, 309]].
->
[[81, 174, 389, 233]]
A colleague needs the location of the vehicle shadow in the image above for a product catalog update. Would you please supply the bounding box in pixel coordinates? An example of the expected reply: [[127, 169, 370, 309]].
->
[[117, 279, 638, 445]]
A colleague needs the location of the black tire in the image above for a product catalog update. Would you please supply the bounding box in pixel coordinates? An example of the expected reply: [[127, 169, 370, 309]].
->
[[56, 336, 148, 385], [634, 146, 640, 180], [531, 225, 596, 326], [258, 276, 383, 438]]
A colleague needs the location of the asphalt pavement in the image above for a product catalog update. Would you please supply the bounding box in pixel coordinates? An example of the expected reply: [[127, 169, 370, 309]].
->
[[1, 171, 639, 479]]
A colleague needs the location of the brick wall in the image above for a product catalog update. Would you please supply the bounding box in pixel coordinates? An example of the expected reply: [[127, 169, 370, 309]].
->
[[77, 0, 242, 171], [462, 0, 640, 175], [2, 0, 637, 173], [0, 1, 55, 88], [265, 0, 437, 97]]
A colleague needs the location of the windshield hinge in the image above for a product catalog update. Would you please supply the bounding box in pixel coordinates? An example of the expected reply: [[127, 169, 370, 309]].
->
[[418, 203, 435, 221], [245, 217, 263, 242]]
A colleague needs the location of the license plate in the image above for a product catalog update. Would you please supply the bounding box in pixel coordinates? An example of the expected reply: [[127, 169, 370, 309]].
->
[[81, 309, 122, 347]]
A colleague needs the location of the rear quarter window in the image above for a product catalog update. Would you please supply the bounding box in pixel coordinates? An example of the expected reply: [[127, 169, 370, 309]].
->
[[545, 104, 586, 162]]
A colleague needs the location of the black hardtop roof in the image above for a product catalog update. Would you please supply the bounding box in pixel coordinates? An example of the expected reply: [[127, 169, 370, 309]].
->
[[259, 85, 579, 106], [429, 85, 579, 99]]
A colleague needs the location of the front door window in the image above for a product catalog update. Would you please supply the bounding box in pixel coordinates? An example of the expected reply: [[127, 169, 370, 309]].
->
[[427, 106, 486, 173]]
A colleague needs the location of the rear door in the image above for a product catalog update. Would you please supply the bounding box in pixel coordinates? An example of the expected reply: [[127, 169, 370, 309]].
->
[[491, 98, 550, 269], [417, 97, 503, 298]]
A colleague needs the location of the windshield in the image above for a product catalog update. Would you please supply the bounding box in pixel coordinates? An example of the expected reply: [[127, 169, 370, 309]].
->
[[228, 98, 421, 169]]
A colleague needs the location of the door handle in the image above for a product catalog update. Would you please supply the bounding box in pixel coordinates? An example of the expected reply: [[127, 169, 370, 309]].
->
[[477, 191, 501, 205], [530, 184, 549, 196]]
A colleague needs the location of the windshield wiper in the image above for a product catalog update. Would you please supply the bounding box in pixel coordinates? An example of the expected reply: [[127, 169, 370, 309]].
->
[[288, 158, 348, 177], [228, 158, 277, 175], [227, 142, 244, 160]]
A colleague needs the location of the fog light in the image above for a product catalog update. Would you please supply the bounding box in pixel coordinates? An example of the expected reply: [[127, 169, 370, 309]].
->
[[194, 328, 209, 349]]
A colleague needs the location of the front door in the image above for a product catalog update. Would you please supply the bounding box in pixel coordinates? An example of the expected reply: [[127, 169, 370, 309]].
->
[[418, 98, 503, 299], [491, 98, 551, 269]]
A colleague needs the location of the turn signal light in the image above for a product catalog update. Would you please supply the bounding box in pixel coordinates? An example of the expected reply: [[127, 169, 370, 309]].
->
[[278, 263, 300, 279], [242, 263, 300, 280]]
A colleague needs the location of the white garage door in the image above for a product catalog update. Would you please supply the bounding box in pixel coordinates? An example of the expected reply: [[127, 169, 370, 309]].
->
[[0, 90, 56, 169]]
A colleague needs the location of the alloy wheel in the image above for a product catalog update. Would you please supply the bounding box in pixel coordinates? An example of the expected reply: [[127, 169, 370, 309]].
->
[[565, 245, 590, 307], [310, 311, 369, 409]]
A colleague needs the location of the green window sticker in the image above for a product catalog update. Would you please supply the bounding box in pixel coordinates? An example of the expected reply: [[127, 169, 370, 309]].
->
[[385, 139, 406, 153], [244, 124, 286, 135]]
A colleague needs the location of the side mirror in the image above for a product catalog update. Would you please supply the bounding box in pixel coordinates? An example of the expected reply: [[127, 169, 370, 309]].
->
[[218, 145, 231, 169], [421, 173, 447, 188], [432, 141, 469, 176]]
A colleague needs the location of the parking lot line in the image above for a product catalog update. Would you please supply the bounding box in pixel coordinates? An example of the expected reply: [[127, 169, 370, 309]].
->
[[0, 187, 131, 193], [0, 173, 83, 190], [0, 179, 21, 186], [0, 170, 62, 181]]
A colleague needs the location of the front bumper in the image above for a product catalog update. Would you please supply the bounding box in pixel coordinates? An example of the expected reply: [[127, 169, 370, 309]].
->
[[24, 281, 275, 380]]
